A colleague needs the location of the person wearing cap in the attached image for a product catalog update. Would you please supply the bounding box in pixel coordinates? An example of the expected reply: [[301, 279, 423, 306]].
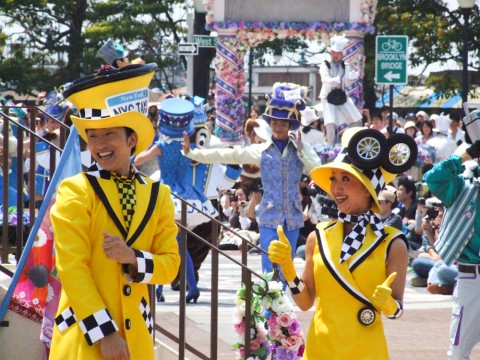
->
[[299, 106, 325, 146], [49, 64, 180, 359], [182, 82, 321, 277], [378, 185, 403, 231], [423, 139, 480, 358], [135, 95, 240, 303], [268, 126, 409, 359], [96, 40, 145, 69], [403, 120, 418, 139], [319, 35, 362, 146]]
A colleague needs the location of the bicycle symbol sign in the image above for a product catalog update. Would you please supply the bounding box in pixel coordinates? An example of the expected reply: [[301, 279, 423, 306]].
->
[[375, 35, 408, 85]]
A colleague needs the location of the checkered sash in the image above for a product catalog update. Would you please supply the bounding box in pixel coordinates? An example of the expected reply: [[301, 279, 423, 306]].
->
[[111, 168, 136, 231], [337, 210, 385, 263]]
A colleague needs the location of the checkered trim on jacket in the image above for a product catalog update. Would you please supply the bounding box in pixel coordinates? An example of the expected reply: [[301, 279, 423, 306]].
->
[[79, 308, 119, 346]]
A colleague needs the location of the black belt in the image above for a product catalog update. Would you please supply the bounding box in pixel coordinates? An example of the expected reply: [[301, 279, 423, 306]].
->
[[458, 264, 480, 274]]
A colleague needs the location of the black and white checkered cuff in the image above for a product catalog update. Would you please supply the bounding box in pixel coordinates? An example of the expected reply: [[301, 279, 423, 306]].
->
[[386, 300, 403, 320], [55, 307, 77, 333], [79, 308, 119, 346], [287, 276, 305, 295], [125, 249, 154, 283]]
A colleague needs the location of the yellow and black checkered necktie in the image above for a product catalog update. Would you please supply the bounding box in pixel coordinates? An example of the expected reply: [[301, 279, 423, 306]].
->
[[111, 169, 136, 231]]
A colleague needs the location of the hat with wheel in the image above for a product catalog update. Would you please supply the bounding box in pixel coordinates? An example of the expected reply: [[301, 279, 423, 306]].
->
[[310, 127, 417, 213]]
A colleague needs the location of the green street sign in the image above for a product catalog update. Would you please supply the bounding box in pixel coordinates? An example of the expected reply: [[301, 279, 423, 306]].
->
[[375, 35, 408, 85], [194, 35, 217, 48]]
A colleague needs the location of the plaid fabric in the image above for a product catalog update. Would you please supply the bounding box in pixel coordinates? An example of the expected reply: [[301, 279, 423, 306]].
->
[[337, 210, 385, 263], [111, 168, 136, 231], [79, 308, 119, 345]]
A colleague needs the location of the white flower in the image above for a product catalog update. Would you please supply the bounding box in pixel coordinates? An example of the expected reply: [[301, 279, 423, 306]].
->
[[232, 306, 244, 324], [46, 283, 54, 302], [267, 281, 283, 296], [34, 228, 48, 248], [261, 295, 272, 310], [271, 295, 292, 314]]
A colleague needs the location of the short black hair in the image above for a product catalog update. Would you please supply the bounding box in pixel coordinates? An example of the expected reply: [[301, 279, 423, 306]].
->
[[450, 111, 461, 122]]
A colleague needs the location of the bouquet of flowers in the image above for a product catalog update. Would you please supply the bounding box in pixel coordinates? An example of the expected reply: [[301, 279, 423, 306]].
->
[[233, 282, 272, 360], [313, 144, 342, 164], [416, 144, 436, 167], [233, 273, 305, 360], [260, 279, 305, 359]]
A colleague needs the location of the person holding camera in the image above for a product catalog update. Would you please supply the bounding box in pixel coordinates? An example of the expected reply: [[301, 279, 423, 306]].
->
[[424, 140, 480, 358], [319, 35, 362, 146]]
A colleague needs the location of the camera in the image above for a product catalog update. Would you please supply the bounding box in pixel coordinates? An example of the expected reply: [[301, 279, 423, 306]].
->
[[424, 206, 439, 220], [314, 191, 338, 219], [248, 178, 264, 194], [225, 189, 236, 195]]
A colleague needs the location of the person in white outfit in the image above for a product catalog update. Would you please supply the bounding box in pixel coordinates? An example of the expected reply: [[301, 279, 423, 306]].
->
[[319, 35, 362, 145], [299, 106, 325, 146]]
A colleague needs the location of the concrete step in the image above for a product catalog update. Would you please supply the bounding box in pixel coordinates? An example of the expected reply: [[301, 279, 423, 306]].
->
[[154, 311, 234, 359]]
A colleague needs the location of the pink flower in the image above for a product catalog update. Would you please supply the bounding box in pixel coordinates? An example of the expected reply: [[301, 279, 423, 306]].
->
[[250, 339, 261, 351], [281, 334, 304, 352], [287, 319, 301, 335], [268, 327, 282, 339], [234, 321, 245, 334], [267, 314, 278, 328], [277, 313, 292, 328]]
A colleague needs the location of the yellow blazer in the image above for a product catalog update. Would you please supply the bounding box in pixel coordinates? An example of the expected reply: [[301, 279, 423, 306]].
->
[[49, 170, 179, 360]]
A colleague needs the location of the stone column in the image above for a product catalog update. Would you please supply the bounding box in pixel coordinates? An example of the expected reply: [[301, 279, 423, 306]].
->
[[344, 31, 366, 110], [214, 30, 246, 143]]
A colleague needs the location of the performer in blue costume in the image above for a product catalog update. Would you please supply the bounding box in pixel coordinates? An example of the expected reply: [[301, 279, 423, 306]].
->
[[134, 97, 218, 303]]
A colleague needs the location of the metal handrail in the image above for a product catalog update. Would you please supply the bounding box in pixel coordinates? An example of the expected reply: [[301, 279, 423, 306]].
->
[[154, 192, 270, 359], [0, 106, 67, 263], [0, 108, 270, 358]]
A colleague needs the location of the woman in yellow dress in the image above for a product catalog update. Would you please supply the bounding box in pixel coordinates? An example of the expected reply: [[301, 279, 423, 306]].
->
[[269, 127, 414, 359]]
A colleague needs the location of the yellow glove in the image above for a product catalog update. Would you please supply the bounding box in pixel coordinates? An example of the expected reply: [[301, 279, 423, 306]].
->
[[372, 272, 401, 317], [268, 225, 296, 282]]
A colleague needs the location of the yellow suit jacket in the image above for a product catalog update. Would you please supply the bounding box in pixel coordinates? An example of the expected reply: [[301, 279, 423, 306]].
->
[[50, 168, 179, 360]]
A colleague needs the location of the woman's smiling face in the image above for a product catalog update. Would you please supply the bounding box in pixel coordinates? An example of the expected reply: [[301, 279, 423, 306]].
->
[[329, 170, 371, 215]]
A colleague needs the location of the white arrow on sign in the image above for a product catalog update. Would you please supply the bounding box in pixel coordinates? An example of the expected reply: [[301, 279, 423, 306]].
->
[[384, 71, 401, 82], [178, 43, 198, 55]]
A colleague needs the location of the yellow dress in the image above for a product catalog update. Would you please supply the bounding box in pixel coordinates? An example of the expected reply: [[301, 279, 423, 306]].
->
[[49, 171, 180, 359], [304, 221, 401, 360]]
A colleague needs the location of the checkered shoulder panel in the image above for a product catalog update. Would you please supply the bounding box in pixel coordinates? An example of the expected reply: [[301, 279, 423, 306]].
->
[[130, 249, 154, 283], [79, 308, 119, 346]]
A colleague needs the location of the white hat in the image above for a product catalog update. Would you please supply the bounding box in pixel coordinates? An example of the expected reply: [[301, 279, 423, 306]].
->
[[300, 107, 320, 127], [329, 35, 349, 53], [432, 112, 450, 135], [403, 121, 417, 130], [416, 110, 429, 120]]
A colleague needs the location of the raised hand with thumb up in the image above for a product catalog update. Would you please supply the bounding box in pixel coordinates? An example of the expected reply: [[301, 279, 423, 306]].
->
[[268, 225, 296, 282], [371, 272, 402, 318]]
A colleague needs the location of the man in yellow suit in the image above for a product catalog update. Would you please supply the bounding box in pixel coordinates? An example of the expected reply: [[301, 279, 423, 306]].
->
[[49, 63, 180, 359]]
